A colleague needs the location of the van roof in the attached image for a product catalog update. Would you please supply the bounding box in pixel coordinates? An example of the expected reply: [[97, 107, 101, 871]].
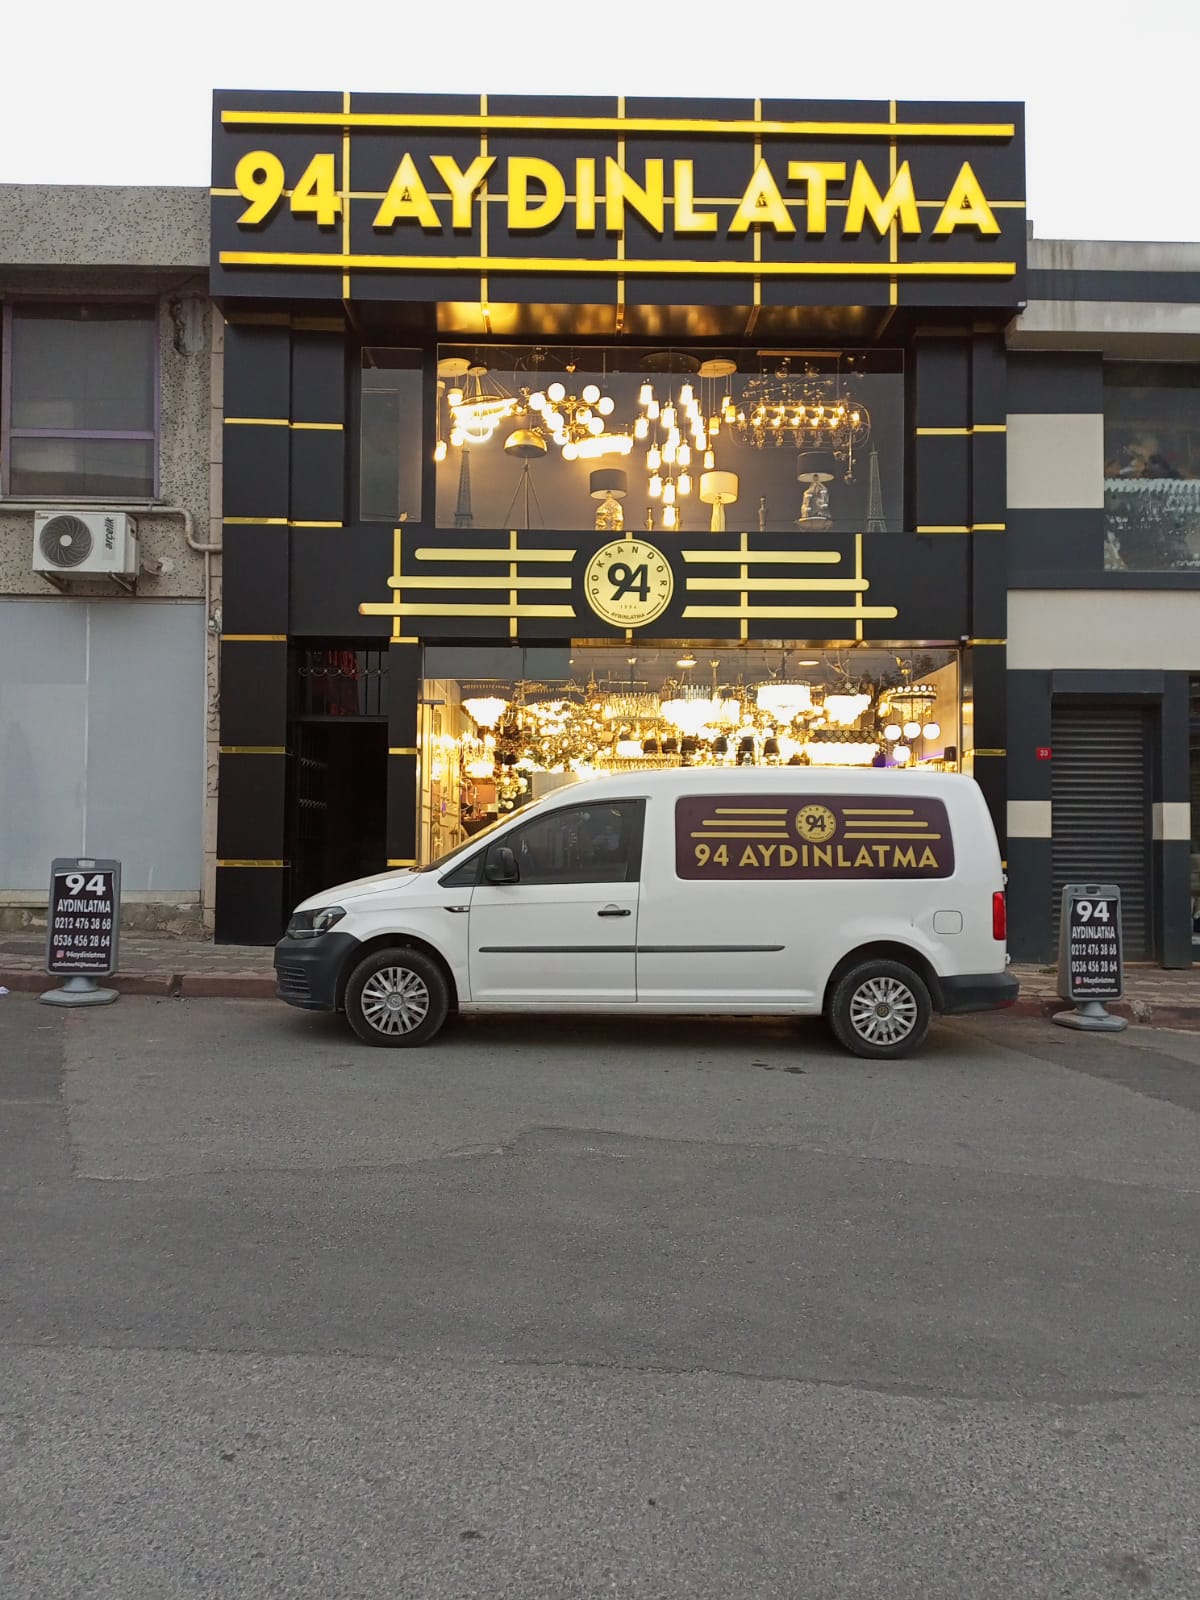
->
[[535, 767, 976, 804]]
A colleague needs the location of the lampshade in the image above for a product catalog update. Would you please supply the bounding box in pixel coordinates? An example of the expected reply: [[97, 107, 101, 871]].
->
[[755, 682, 813, 720], [590, 468, 628, 500], [504, 428, 548, 459], [700, 470, 739, 505], [796, 450, 837, 484]]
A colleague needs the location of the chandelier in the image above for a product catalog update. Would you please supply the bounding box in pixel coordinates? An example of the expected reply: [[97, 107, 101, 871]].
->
[[881, 680, 940, 744], [728, 359, 870, 471], [440, 359, 520, 448], [634, 357, 717, 531], [527, 380, 631, 461], [755, 681, 813, 721]]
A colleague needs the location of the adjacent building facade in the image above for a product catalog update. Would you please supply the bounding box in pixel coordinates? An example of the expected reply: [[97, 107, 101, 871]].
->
[[1, 94, 1196, 963]]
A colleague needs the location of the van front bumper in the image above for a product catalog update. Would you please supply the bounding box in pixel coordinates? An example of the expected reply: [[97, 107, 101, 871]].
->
[[937, 971, 1020, 1015], [273, 931, 360, 1011]]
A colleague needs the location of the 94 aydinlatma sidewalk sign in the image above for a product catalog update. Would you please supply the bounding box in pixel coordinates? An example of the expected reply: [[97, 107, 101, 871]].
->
[[40, 858, 121, 1008], [1053, 882, 1127, 1033]]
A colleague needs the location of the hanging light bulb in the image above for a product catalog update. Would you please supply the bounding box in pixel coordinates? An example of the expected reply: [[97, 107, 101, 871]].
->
[[678, 471, 692, 496], [450, 427, 465, 447], [662, 503, 679, 530], [663, 481, 677, 506], [663, 439, 678, 465], [903, 720, 922, 740], [661, 403, 677, 431], [598, 396, 615, 416], [678, 443, 692, 467], [433, 439, 447, 463], [581, 383, 601, 404], [547, 381, 566, 403], [703, 448, 715, 470], [647, 399, 660, 420], [634, 415, 650, 440], [679, 383, 694, 406], [648, 474, 663, 498], [647, 444, 662, 471], [447, 386, 464, 407], [639, 381, 653, 406]]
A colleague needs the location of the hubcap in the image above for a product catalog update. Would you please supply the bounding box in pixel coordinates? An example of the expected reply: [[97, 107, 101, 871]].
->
[[360, 965, 431, 1036], [848, 975, 918, 1046]]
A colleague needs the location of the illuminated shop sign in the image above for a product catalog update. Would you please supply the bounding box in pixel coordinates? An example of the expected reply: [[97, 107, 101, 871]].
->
[[211, 94, 1026, 302]]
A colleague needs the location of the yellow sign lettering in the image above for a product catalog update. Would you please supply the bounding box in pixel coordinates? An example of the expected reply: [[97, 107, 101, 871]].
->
[[508, 157, 567, 230], [234, 150, 286, 225], [919, 847, 939, 869], [430, 154, 495, 230], [673, 160, 717, 235], [786, 161, 846, 233], [894, 846, 917, 868], [605, 158, 665, 234], [373, 154, 440, 230], [290, 154, 341, 228], [932, 161, 1001, 236], [779, 845, 798, 867], [854, 847, 874, 868], [844, 159, 921, 237], [728, 159, 796, 236], [576, 158, 597, 231]]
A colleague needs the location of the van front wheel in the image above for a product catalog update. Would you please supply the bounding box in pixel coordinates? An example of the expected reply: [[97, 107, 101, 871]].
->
[[828, 959, 931, 1059], [344, 947, 449, 1047]]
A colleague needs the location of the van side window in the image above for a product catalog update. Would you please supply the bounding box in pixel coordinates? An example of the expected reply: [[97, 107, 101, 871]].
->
[[440, 852, 483, 889], [494, 801, 645, 886]]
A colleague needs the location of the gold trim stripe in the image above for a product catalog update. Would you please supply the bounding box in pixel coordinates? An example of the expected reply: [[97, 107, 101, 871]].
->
[[363, 602, 575, 619], [222, 517, 344, 527], [221, 633, 287, 641], [681, 548, 841, 565], [687, 577, 868, 593], [973, 749, 1007, 757], [387, 859, 417, 868], [219, 746, 286, 755], [915, 524, 1007, 534], [914, 424, 1007, 436], [682, 603, 898, 620], [221, 109, 1015, 138], [388, 574, 572, 591], [218, 859, 287, 868], [224, 418, 345, 430], [969, 638, 1007, 645], [221, 250, 1017, 279], [388, 746, 418, 756], [414, 545, 573, 563]]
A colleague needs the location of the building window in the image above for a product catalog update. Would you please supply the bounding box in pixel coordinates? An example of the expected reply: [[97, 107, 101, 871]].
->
[[430, 343, 903, 535], [360, 347, 423, 522], [2, 303, 157, 500], [1104, 364, 1200, 572]]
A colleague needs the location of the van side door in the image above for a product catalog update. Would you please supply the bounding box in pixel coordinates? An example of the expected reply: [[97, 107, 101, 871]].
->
[[467, 799, 644, 1004]]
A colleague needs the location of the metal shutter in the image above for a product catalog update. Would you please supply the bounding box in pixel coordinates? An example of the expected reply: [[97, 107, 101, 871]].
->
[[1051, 705, 1150, 959]]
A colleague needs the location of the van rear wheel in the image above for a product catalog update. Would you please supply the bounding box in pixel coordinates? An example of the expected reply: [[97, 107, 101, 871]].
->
[[344, 947, 449, 1048], [828, 959, 931, 1060]]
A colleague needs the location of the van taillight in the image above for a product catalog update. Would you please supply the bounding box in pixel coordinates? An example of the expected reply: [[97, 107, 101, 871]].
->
[[992, 891, 1007, 941]]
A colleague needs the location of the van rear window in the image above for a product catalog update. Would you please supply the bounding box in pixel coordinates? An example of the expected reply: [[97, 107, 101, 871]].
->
[[675, 795, 954, 880]]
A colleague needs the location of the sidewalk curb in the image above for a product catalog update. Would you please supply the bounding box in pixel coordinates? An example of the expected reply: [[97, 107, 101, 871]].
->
[[3, 966, 1198, 1029]]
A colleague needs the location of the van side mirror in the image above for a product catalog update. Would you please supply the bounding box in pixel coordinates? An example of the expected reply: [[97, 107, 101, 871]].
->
[[484, 845, 519, 884]]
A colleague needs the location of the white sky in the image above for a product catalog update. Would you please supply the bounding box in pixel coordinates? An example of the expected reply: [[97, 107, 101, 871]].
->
[[4, 0, 1198, 243]]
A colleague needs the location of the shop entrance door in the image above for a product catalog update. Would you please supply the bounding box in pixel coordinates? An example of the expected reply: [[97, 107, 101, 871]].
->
[[1051, 704, 1151, 959], [288, 722, 388, 911]]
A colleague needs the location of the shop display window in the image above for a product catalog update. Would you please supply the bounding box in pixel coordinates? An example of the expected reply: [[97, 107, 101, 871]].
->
[[429, 344, 903, 535], [1104, 364, 1200, 571], [416, 642, 957, 862], [360, 347, 423, 522]]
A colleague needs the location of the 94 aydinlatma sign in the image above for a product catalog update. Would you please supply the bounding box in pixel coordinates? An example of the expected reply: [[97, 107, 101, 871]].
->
[[46, 858, 121, 976]]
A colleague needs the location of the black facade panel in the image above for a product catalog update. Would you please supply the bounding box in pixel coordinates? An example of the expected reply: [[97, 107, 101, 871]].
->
[[223, 323, 292, 418], [971, 644, 1007, 753], [222, 525, 290, 636], [913, 435, 969, 528], [291, 332, 347, 425], [1007, 836, 1054, 962], [970, 530, 1007, 641], [216, 754, 287, 860], [1156, 840, 1194, 968], [1006, 670, 1053, 801], [1007, 352, 1103, 415], [973, 752, 1006, 853], [1007, 508, 1105, 583], [911, 338, 970, 430], [291, 525, 393, 636], [219, 641, 288, 746], [857, 533, 970, 640], [387, 642, 420, 748], [970, 330, 1008, 424], [289, 429, 346, 524], [215, 866, 288, 946], [1028, 268, 1200, 304], [223, 424, 290, 520], [969, 432, 1007, 530]]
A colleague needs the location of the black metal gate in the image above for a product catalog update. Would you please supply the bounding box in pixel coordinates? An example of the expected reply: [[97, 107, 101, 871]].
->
[[1051, 704, 1151, 959]]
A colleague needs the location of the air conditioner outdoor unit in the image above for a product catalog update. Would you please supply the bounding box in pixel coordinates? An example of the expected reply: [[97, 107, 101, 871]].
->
[[32, 511, 141, 583]]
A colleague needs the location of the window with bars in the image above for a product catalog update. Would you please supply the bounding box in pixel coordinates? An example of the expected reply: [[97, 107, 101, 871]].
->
[[2, 302, 157, 500]]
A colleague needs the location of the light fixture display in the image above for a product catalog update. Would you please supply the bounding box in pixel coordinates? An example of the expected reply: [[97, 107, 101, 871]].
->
[[729, 357, 870, 480], [529, 378, 626, 460], [462, 694, 509, 729], [447, 363, 520, 445], [755, 681, 813, 721]]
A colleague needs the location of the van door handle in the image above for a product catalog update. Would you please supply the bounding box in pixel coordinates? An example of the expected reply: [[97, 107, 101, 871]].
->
[[597, 906, 631, 917]]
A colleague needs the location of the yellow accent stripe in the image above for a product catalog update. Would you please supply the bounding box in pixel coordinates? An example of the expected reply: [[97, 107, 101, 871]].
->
[[223, 516, 288, 525], [362, 602, 575, 619], [219, 746, 286, 755], [220, 250, 1017, 279], [389, 574, 572, 591], [221, 633, 287, 641], [388, 746, 418, 756], [973, 749, 1007, 757], [290, 520, 343, 528], [680, 548, 841, 565], [387, 859, 417, 868], [222, 109, 1015, 138], [224, 419, 343, 429], [969, 638, 1007, 645], [686, 577, 868, 593], [414, 545, 573, 563], [682, 603, 899, 620], [218, 859, 286, 868], [915, 524, 1007, 533], [915, 424, 1007, 436]]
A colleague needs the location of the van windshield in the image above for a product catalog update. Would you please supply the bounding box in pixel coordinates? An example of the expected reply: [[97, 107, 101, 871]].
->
[[416, 797, 541, 874]]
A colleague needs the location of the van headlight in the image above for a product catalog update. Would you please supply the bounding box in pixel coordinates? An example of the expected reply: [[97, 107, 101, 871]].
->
[[286, 905, 347, 939]]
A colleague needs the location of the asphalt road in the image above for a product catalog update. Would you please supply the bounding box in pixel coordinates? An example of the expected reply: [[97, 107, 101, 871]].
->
[[2, 992, 1199, 1599]]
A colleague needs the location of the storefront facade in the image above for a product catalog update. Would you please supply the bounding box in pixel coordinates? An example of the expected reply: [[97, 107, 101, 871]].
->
[[208, 90, 1030, 944]]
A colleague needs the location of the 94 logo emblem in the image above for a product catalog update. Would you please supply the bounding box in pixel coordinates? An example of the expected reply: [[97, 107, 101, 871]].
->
[[584, 539, 674, 628]]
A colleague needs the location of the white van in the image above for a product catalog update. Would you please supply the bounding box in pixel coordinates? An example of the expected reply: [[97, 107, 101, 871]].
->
[[274, 769, 1017, 1059]]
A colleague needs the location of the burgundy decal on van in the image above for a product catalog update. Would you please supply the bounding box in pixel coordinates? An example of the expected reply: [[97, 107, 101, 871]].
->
[[674, 795, 955, 880]]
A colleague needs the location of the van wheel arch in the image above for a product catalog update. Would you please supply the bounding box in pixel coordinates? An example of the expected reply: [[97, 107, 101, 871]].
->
[[822, 942, 943, 1016], [336, 933, 459, 1014]]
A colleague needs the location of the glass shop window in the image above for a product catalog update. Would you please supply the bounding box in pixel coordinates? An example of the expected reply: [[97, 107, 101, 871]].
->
[[433, 344, 903, 535], [1104, 364, 1200, 571], [2, 302, 156, 498], [360, 348, 423, 522]]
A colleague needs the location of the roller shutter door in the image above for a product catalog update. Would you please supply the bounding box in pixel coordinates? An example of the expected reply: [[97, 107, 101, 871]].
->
[[1051, 705, 1150, 959]]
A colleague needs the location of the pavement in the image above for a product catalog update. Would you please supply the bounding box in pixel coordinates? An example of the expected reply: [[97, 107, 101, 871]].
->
[[2, 927, 1198, 1028], [2, 995, 1199, 1598]]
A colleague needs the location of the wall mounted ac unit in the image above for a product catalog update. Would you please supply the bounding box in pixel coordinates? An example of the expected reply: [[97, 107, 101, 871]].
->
[[32, 511, 141, 583]]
